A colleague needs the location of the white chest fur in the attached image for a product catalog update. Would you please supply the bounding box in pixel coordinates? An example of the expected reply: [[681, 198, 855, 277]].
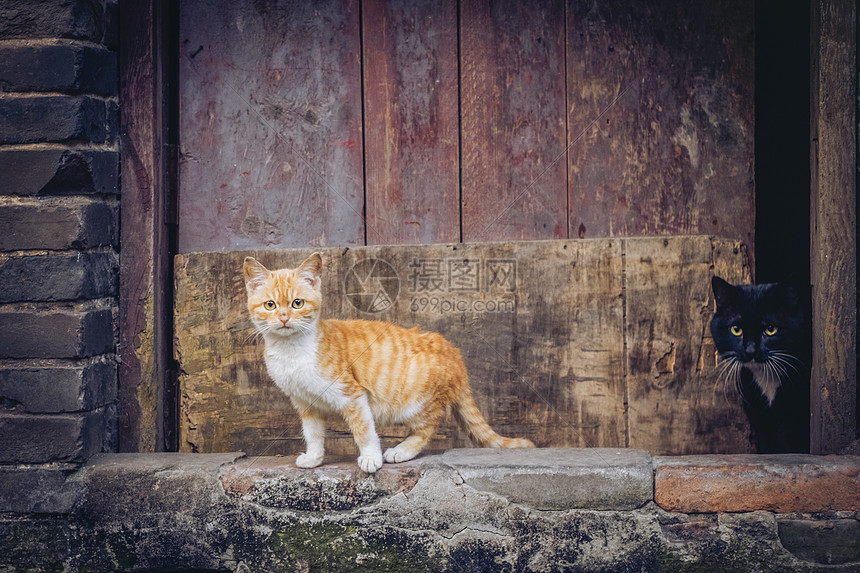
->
[[743, 362, 781, 407], [262, 332, 348, 412]]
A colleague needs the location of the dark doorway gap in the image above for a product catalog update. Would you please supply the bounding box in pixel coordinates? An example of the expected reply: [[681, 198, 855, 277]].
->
[[163, 0, 181, 452], [754, 0, 810, 286]]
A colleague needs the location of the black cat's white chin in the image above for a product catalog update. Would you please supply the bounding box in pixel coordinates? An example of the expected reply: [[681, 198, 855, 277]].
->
[[741, 361, 781, 406]]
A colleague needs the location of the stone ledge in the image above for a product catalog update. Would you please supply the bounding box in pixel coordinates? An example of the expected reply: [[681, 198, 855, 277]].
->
[[438, 447, 653, 510], [221, 456, 422, 511], [3, 450, 860, 571], [220, 448, 653, 512], [654, 454, 860, 513]]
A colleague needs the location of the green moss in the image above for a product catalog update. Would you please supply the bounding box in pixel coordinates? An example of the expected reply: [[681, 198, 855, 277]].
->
[[262, 522, 442, 573]]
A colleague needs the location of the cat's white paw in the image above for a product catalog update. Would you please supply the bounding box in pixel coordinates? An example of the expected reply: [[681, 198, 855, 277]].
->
[[357, 452, 383, 473], [383, 446, 417, 464], [295, 452, 323, 468]]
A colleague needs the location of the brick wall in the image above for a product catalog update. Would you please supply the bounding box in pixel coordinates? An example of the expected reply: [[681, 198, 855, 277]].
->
[[0, 0, 119, 483]]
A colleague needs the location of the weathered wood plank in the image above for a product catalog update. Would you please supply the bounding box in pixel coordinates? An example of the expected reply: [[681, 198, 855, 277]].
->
[[175, 240, 627, 456], [178, 0, 364, 252], [118, 0, 170, 452], [460, 0, 567, 242], [176, 237, 751, 456], [625, 236, 753, 454], [362, 0, 460, 245], [566, 1, 755, 260], [810, 0, 857, 454]]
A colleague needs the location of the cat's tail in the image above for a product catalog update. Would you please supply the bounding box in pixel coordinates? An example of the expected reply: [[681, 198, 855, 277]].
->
[[452, 388, 535, 449]]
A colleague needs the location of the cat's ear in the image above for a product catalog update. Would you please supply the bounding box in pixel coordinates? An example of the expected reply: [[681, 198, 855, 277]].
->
[[243, 257, 270, 293], [711, 276, 739, 310], [296, 253, 322, 290]]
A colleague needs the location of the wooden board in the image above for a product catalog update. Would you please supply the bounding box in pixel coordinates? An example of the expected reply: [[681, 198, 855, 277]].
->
[[176, 240, 625, 455], [566, 1, 755, 259], [362, 0, 460, 245], [178, 0, 364, 252], [175, 237, 751, 456], [460, 0, 568, 242], [810, 0, 857, 454], [118, 0, 170, 452], [625, 237, 753, 454]]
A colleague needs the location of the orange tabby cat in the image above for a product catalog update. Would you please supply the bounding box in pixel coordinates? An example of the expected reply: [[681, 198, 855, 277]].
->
[[243, 253, 534, 473]]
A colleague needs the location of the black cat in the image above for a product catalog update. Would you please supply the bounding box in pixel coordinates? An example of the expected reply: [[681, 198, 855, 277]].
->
[[710, 276, 810, 453]]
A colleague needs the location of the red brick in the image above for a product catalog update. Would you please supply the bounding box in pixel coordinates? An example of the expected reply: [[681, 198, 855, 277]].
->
[[654, 454, 860, 513]]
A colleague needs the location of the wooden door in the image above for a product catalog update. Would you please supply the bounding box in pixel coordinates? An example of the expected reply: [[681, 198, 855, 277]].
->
[[176, 0, 755, 456]]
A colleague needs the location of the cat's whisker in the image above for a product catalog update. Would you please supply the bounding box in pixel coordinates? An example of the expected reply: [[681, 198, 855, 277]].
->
[[719, 362, 735, 405], [767, 356, 790, 382], [734, 362, 750, 405], [244, 327, 265, 345], [769, 351, 802, 375], [714, 355, 744, 405]]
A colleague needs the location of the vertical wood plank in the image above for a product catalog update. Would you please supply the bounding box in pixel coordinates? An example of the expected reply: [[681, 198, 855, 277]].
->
[[362, 0, 460, 245], [810, 0, 857, 454], [118, 0, 170, 451], [178, 0, 364, 252], [625, 237, 753, 454], [566, 1, 755, 260], [460, 0, 567, 242]]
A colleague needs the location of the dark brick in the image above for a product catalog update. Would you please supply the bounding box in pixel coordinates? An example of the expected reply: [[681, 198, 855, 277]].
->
[[0, 306, 113, 359], [0, 251, 118, 302], [103, 0, 119, 49], [0, 95, 106, 144], [0, 149, 119, 196], [0, 410, 105, 463], [0, 199, 116, 251], [0, 0, 102, 41], [106, 97, 119, 145], [0, 465, 82, 513], [0, 358, 116, 413], [778, 519, 860, 565], [0, 42, 117, 95]]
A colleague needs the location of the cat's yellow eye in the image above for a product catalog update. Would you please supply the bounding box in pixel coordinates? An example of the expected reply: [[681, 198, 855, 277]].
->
[[291, 298, 304, 309], [263, 300, 276, 311], [730, 325, 743, 336], [764, 324, 778, 336]]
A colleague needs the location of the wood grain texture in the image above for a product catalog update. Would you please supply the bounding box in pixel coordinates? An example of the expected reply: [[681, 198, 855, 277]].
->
[[176, 240, 625, 455], [460, 0, 568, 242], [175, 237, 750, 456], [178, 0, 364, 252], [809, 0, 857, 454], [625, 237, 752, 454], [362, 0, 460, 245], [118, 0, 169, 452], [566, 1, 755, 261]]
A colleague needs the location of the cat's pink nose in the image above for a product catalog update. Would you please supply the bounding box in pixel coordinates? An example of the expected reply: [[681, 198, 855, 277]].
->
[[279, 316, 289, 326]]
